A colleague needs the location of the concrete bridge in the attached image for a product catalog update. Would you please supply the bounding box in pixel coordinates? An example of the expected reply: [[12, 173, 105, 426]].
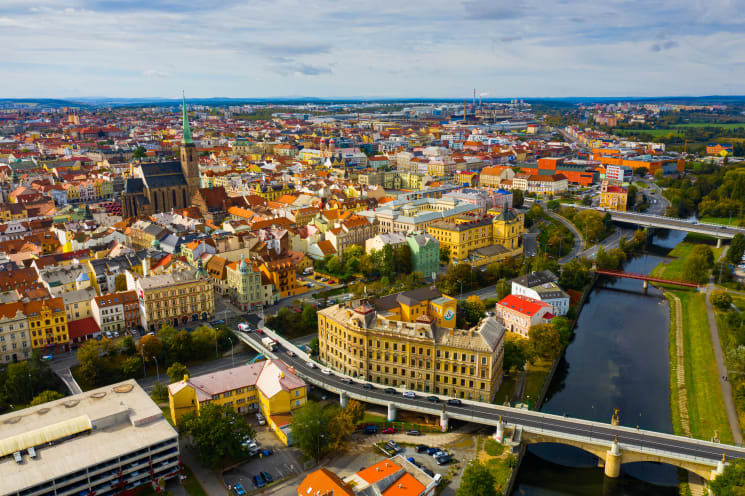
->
[[525, 199, 745, 246], [237, 328, 744, 483]]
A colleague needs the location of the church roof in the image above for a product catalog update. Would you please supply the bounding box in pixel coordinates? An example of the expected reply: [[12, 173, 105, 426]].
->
[[140, 161, 187, 189], [123, 178, 145, 194]]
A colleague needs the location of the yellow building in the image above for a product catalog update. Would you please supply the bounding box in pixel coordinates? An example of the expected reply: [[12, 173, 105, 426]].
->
[[318, 288, 505, 402], [599, 181, 628, 211], [27, 298, 69, 353], [167, 360, 307, 445], [426, 209, 525, 264]]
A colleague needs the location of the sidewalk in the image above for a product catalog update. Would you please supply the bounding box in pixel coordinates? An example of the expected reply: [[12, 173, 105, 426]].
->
[[180, 441, 227, 496]]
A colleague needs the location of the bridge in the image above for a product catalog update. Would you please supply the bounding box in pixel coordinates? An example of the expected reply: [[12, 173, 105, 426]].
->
[[524, 199, 745, 246], [593, 268, 700, 289], [237, 328, 745, 483]]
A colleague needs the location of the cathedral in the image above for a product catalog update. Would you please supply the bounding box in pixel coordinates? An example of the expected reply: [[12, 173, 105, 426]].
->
[[121, 96, 200, 219]]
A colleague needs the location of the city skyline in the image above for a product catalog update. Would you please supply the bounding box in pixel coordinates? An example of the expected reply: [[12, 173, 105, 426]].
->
[[2, 0, 744, 99]]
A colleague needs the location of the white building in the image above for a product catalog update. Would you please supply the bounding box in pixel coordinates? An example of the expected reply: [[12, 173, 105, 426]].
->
[[509, 270, 569, 316]]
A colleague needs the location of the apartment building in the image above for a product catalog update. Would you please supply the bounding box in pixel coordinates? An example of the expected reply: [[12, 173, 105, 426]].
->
[[318, 288, 505, 402], [168, 360, 307, 445], [495, 294, 554, 338], [27, 298, 69, 353], [325, 216, 375, 258], [225, 255, 263, 311], [510, 270, 569, 316], [0, 302, 32, 363], [133, 269, 214, 332], [0, 380, 180, 496], [599, 180, 628, 211]]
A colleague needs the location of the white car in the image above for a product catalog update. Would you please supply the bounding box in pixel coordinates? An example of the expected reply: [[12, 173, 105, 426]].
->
[[256, 413, 266, 425], [402, 391, 416, 399], [306, 361, 316, 369], [321, 368, 332, 375], [238, 323, 251, 332]]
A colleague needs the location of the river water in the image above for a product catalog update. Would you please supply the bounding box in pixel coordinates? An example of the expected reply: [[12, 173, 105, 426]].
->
[[512, 230, 688, 495]]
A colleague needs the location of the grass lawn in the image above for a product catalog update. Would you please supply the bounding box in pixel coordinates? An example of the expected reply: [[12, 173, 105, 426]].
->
[[476, 436, 516, 493], [674, 290, 733, 443], [180, 464, 208, 496], [673, 122, 745, 129], [713, 300, 745, 433], [699, 216, 743, 226], [524, 359, 553, 408], [492, 374, 518, 406], [617, 128, 681, 137], [651, 242, 725, 282], [635, 181, 648, 188], [362, 412, 387, 424]]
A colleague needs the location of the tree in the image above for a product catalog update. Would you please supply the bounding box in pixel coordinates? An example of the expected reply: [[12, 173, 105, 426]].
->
[[440, 246, 451, 265], [691, 244, 714, 268], [727, 345, 745, 375], [496, 278, 510, 300], [394, 244, 413, 275], [150, 381, 169, 403], [326, 256, 343, 275], [528, 323, 562, 360], [683, 251, 711, 284], [380, 244, 395, 278], [301, 305, 318, 333], [709, 457, 745, 496], [137, 334, 163, 362], [552, 316, 572, 347], [167, 362, 190, 383], [290, 401, 334, 463], [463, 295, 486, 327], [114, 273, 128, 292], [559, 258, 590, 290], [133, 146, 147, 159], [29, 390, 64, 406], [344, 399, 365, 425], [309, 337, 320, 356], [711, 290, 733, 311], [120, 335, 136, 355], [457, 460, 498, 496], [168, 330, 194, 363], [77, 339, 118, 388], [121, 356, 143, 379], [179, 403, 256, 468], [327, 407, 356, 452], [728, 234, 745, 265], [512, 189, 524, 208], [503, 335, 530, 375]]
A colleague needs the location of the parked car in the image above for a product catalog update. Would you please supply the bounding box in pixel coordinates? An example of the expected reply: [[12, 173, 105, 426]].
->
[[406, 430, 421, 436], [386, 441, 401, 452], [256, 413, 266, 425], [262, 449, 273, 457], [364, 425, 378, 435], [436, 454, 452, 465], [402, 391, 416, 399], [427, 447, 441, 455], [232, 483, 246, 496], [260, 471, 273, 484], [253, 475, 265, 488], [446, 398, 462, 406], [238, 323, 251, 332], [416, 444, 429, 453], [382, 427, 395, 434]]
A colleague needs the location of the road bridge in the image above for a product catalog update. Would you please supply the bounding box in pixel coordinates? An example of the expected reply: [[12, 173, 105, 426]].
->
[[524, 199, 745, 246], [237, 328, 745, 482]]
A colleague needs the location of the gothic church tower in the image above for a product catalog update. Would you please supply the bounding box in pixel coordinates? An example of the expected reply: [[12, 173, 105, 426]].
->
[[180, 93, 200, 199]]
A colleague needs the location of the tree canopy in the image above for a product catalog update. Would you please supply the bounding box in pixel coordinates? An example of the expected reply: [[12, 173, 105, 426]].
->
[[179, 403, 256, 468], [709, 458, 745, 496], [457, 460, 499, 496]]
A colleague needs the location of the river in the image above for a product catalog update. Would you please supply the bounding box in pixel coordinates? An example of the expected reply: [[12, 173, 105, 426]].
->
[[512, 230, 688, 495]]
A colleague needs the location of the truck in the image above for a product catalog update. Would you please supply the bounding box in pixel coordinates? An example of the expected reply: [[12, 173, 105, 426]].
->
[[261, 336, 277, 351]]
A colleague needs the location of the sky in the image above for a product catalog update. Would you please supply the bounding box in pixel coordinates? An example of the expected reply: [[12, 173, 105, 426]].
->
[[1, 0, 745, 99]]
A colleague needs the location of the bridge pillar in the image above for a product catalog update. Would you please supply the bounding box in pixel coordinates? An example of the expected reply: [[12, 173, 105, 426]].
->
[[440, 412, 448, 432], [387, 402, 396, 422], [494, 417, 504, 443], [642, 280, 648, 293], [340, 391, 348, 408], [604, 437, 622, 478], [717, 238, 722, 249], [711, 455, 727, 481]]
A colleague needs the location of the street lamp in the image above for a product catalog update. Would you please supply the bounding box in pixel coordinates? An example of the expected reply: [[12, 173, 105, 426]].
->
[[152, 356, 159, 383], [227, 336, 235, 368]]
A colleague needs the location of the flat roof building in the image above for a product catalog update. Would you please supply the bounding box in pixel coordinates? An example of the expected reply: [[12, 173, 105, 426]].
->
[[0, 379, 180, 496]]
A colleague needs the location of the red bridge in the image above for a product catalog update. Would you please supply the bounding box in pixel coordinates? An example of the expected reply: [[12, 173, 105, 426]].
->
[[594, 269, 700, 288]]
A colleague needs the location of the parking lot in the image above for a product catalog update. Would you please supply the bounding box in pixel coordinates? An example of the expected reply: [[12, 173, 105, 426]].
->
[[221, 418, 303, 494]]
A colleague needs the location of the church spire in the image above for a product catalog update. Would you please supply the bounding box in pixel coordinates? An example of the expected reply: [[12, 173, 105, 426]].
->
[[181, 91, 193, 145]]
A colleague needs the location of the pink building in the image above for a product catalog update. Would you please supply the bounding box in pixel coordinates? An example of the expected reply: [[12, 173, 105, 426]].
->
[[496, 294, 554, 338]]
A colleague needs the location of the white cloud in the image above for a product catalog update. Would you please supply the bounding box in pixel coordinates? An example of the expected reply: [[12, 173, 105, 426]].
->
[[142, 69, 170, 78]]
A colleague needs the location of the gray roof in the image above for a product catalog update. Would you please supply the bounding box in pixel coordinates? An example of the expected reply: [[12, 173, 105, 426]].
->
[[510, 270, 558, 288], [140, 161, 187, 189]]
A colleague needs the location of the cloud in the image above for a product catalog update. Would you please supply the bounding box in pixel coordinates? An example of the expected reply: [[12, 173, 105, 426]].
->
[[266, 62, 332, 76], [500, 35, 522, 43], [651, 39, 678, 52], [253, 42, 332, 57], [462, 0, 527, 20], [142, 69, 170, 78]]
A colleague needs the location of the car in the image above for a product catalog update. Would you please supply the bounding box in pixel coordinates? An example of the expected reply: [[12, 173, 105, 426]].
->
[[382, 427, 395, 434], [436, 454, 452, 465], [306, 361, 316, 369], [262, 449, 273, 457], [253, 475, 265, 488], [426, 447, 440, 455], [363, 425, 378, 434], [406, 430, 421, 436], [386, 440, 401, 452], [433, 473, 442, 485], [416, 444, 429, 453], [426, 396, 439, 403], [446, 398, 462, 406], [286, 350, 296, 357], [402, 391, 416, 399], [342, 377, 354, 384], [233, 484, 246, 496], [260, 471, 273, 484], [256, 413, 266, 425], [105, 331, 113, 339], [113, 331, 119, 338], [321, 368, 332, 375], [363, 383, 374, 390], [213, 319, 225, 325], [238, 323, 251, 332], [423, 468, 435, 478], [431, 450, 444, 458], [384, 388, 396, 394], [256, 328, 264, 334]]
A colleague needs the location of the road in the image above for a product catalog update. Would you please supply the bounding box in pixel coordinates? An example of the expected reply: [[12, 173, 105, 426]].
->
[[543, 209, 585, 263], [241, 330, 745, 466]]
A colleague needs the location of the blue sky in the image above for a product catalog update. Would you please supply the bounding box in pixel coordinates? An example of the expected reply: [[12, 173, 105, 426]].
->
[[1, 0, 744, 98]]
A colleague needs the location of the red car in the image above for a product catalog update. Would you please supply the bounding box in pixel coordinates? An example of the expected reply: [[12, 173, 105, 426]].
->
[[382, 427, 395, 434], [256, 329, 264, 335]]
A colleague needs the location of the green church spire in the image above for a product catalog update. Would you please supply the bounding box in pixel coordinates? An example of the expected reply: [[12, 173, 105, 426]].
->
[[181, 91, 193, 144]]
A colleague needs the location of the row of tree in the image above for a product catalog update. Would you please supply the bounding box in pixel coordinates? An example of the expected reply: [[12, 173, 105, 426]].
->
[[0, 352, 67, 413], [315, 244, 413, 281]]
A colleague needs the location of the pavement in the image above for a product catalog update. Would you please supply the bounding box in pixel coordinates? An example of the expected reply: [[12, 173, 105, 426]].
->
[[542, 208, 585, 263], [703, 246, 744, 445]]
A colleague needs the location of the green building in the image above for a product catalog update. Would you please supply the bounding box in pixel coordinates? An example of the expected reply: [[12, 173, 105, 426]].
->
[[407, 231, 440, 280]]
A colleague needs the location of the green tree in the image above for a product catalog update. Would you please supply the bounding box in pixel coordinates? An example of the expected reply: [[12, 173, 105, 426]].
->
[[440, 246, 450, 264], [711, 290, 733, 311], [77, 339, 118, 388], [709, 457, 745, 496], [290, 401, 334, 463], [114, 273, 128, 292], [559, 258, 590, 290], [309, 337, 320, 356], [728, 234, 745, 265], [394, 244, 413, 275], [457, 460, 498, 496], [120, 335, 136, 355], [167, 362, 190, 383], [727, 346, 745, 375], [301, 305, 318, 333], [683, 251, 711, 284], [179, 403, 256, 468], [29, 390, 64, 406], [503, 335, 530, 375], [528, 323, 562, 360], [150, 381, 169, 403], [137, 334, 163, 362], [326, 256, 343, 275], [496, 278, 510, 300], [380, 244, 395, 278], [133, 146, 147, 159], [552, 316, 572, 347], [691, 244, 714, 268], [121, 355, 143, 379], [512, 189, 524, 208], [168, 330, 194, 363], [463, 295, 486, 327]]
